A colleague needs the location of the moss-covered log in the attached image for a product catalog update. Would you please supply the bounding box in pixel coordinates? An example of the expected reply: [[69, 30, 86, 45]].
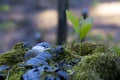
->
[[0, 42, 120, 80]]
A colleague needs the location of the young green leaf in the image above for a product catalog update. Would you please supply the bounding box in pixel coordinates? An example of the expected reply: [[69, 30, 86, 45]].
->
[[66, 10, 79, 33], [66, 10, 92, 42], [79, 18, 92, 40]]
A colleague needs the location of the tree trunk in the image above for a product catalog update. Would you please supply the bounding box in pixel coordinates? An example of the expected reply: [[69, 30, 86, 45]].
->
[[57, 0, 68, 45]]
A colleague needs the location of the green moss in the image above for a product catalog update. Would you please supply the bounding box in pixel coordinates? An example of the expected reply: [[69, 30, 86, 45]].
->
[[0, 42, 119, 80], [65, 43, 111, 56], [9, 70, 24, 80], [0, 64, 27, 80], [57, 42, 112, 65], [53, 48, 78, 61], [72, 53, 120, 80], [71, 70, 102, 80], [0, 42, 28, 66], [0, 42, 29, 80], [8, 64, 26, 80]]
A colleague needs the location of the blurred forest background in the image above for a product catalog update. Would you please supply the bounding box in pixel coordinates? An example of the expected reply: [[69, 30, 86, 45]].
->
[[0, 0, 120, 54]]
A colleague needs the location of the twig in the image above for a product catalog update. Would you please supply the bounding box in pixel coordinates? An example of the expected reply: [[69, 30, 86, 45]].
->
[[5, 70, 10, 80]]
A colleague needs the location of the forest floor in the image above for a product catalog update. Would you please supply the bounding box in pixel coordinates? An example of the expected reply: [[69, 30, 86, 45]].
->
[[0, 0, 120, 53]]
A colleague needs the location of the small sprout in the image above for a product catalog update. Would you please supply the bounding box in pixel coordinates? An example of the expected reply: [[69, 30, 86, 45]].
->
[[66, 10, 92, 42]]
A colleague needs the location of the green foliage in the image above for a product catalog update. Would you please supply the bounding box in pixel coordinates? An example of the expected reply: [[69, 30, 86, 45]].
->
[[66, 10, 79, 33], [92, 0, 99, 7], [0, 21, 16, 31], [113, 45, 120, 56], [79, 18, 92, 40], [66, 10, 92, 42], [0, 4, 10, 12]]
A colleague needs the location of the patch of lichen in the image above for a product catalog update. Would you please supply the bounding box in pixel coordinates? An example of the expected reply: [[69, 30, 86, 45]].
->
[[72, 52, 120, 80], [0, 42, 28, 66], [64, 42, 111, 56]]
